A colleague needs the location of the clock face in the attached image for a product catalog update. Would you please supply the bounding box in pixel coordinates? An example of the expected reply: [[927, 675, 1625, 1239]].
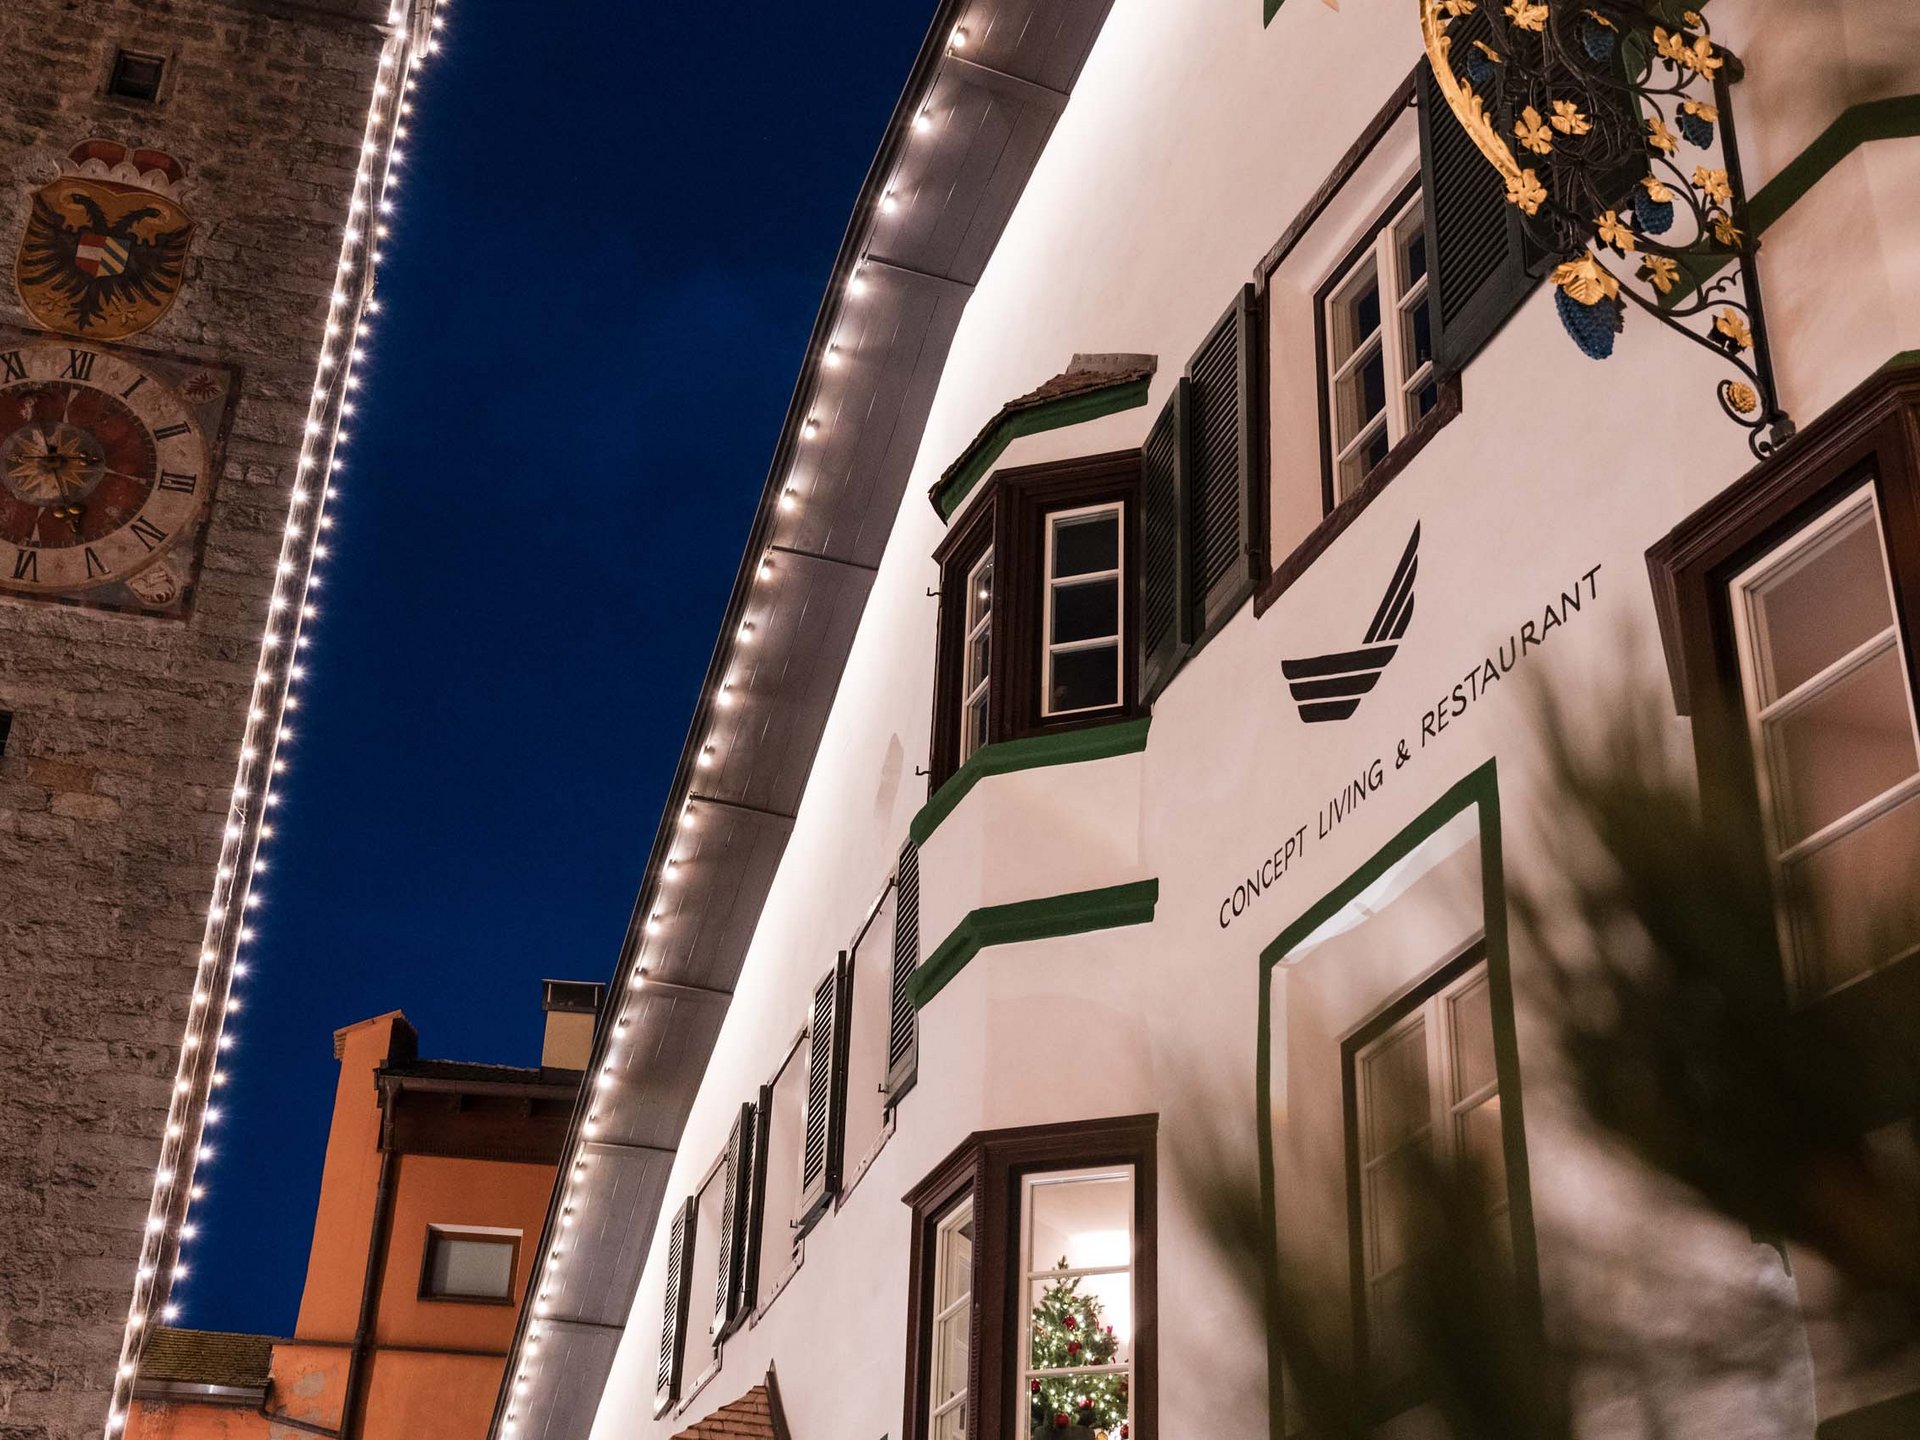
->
[[0, 340, 210, 605]]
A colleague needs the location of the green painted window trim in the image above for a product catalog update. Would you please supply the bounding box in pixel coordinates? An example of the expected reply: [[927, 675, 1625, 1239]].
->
[[910, 718, 1152, 847], [907, 878, 1159, 1011], [1252, 760, 1543, 1440], [1749, 93, 1920, 236], [933, 378, 1151, 521]]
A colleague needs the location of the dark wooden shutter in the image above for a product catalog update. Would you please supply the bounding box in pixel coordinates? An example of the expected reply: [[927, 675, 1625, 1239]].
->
[[655, 1197, 695, 1413], [1139, 379, 1190, 701], [740, 1083, 774, 1312], [714, 1101, 755, 1333], [886, 839, 922, 1100], [796, 956, 849, 1227], [1417, 45, 1546, 377], [1186, 285, 1261, 634]]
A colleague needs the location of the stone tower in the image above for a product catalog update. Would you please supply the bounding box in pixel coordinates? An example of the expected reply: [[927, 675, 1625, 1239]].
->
[[0, 3, 439, 1436]]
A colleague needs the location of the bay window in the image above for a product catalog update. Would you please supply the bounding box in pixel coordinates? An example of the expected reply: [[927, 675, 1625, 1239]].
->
[[930, 454, 1141, 788], [904, 1116, 1156, 1440]]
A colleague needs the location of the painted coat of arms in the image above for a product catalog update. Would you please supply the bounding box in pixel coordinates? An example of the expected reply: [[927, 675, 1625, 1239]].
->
[[16, 139, 194, 340]]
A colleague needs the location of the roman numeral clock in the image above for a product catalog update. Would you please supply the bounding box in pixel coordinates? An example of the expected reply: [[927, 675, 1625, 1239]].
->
[[1, 140, 230, 617], [0, 336, 227, 614]]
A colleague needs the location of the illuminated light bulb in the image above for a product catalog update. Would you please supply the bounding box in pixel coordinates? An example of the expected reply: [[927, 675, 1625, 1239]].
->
[[182, 1033, 200, 1051], [120, 1362, 136, 1379], [163, 1304, 181, 1322], [277, 559, 296, 575], [182, 1225, 198, 1240], [175, 1079, 190, 1095], [233, 961, 249, 977], [253, 858, 267, 874], [224, 824, 242, 840], [848, 270, 867, 297], [696, 746, 713, 768], [197, 1143, 215, 1161], [138, 1266, 155, 1281], [758, 557, 774, 579], [210, 1072, 227, 1088], [366, 297, 382, 314], [216, 1033, 234, 1051], [298, 454, 316, 472], [193, 990, 208, 1007], [166, 1123, 182, 1139], [951, 25, 968, 46], [824, 343, 842, 368], [739, 621, 755, 641], [250, 707, 267, 722], [644, 915, 661, 935], [914, 109, 933, 132], [173, 1264, 188, 1280], [779, 487, 798, 511], [191, 1183, 207, 1198], [305, 419, 322, 436], [880, 190, 898, 214], [155, 1168, 173, 1184], [340, 401, 356, 416]]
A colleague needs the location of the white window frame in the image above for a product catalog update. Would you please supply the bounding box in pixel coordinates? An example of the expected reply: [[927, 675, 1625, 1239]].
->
[[1352, 959, 1504, 1386], [927, 1197, 974, 1440], [1323, 187, 1433, 503], [1041, 501, 1125, 719], [421, 1224, 520, 1302], [961, 547, 994, 759], [1016, 1165, 1136, 1423], [1728, 483, 1920, 1000]]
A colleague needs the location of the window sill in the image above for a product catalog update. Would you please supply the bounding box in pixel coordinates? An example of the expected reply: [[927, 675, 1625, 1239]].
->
[[1256, 378, 1461, 619], [750, 1241, 804, 1329], [836, 1108, 898, 1211], [912, 717, 1151, 846]]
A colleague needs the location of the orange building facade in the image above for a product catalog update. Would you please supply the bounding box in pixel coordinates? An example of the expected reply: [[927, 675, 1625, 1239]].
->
[[127, 985, 594, 1440]]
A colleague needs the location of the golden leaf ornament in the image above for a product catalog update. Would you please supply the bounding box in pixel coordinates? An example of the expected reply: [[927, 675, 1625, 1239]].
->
[[1714, 308, 1753, 350], [1550, 100, 1592, 136], [1515, 107, 1555, 155], [1552, 253, 1620, 304], [1692, 166, 1732, 204], [1506, 168, 1548, 214], [1639, 254, 1680, 294], [1726, 382, 1759, 415], [1595, 210, 1637, 253], [1681, 99, 1719, 124], [1504, 0, 1549, 32], [1640, 176, 1675, 203], [1711, 211, 1744, 247], [1647, 116, 1679, 154]]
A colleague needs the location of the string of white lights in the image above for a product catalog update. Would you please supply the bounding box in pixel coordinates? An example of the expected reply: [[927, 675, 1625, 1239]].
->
[[495, 19, 972, 1437], [101, 2, 447, 1434]]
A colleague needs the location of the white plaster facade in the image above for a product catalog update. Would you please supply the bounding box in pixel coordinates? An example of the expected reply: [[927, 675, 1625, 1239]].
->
[[568, 3, 1920, 1437]]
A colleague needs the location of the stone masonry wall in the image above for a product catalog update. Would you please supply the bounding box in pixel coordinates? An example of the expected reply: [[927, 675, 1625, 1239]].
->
[[0, 4, 389, 1436]]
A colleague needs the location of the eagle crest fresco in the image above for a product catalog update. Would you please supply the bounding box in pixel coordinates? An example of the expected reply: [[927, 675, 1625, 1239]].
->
[[15, 140, 194, 341]]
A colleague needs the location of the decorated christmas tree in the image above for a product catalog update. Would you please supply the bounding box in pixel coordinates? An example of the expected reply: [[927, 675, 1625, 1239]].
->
[[1026, 1260, 1128, 1438]]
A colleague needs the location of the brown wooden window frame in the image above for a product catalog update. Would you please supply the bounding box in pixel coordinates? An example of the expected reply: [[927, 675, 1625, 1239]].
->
[[902, 1114, 1158, 1440], [930, 452, 1144, 789], [417, 1225, 521, 1306], [1648, 362, 1920, 1122], [106, 48, 169, 104]]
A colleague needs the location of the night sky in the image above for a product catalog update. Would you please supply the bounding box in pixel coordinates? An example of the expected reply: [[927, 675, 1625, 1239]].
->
[[189, 0, 931, 1335]]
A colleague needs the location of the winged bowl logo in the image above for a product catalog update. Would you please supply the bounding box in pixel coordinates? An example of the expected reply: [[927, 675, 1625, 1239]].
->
[[16, 140, 194, 341], [1281, 523, 1419, 723]]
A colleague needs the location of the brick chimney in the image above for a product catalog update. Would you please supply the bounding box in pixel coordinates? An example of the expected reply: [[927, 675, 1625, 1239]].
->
[[540, 979, 603, 1073]]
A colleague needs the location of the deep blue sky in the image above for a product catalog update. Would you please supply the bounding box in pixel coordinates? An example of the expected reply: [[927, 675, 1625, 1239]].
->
[[189, 0, 930, 1335]]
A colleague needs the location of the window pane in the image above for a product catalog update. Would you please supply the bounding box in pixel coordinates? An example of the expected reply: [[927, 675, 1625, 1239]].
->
[[1448, 977, 1496, 1100], [1336, 344, 1388, 450], [968, 556, 994, 631], [1763, 643, 1918, 845], [1455, 1095, 1506, 1215], [934, 1311, 970, 1405], [1048, 644, 1119, 713], [1785, 790, 1920, 997], [1367, 1270, 1420, 1392], [762, 1046, 808, 1269], [1029, 1272, 1132, 1366], [1363, 1145, 1429, 1276], [1361, 1019, 1430, 1155], [1747, 503, 1893, 703], [1052, 577, 1119, 645], [1404, 300, 1434, 378], [1051, 511, 1118, 578], [937, 1204, 973, 1309], [429, 1236, 513, 1299], [1333, 264, 1382, 365], [1028, 1173, 1130, 1272], [1400, 220, 1428, 287]]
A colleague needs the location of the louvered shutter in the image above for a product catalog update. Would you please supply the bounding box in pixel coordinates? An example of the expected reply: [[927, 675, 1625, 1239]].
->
[[655, 1198, 695, 1413], [740, 1084, 774, 1312], [885, 839, 922, 1100], [1139, 379, 1190, 702], [1417, 40, 1546, 377], [1186, 285, 1261, 635], [713, 1102, 755, 1334], [795, 956, 849, 1227]]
